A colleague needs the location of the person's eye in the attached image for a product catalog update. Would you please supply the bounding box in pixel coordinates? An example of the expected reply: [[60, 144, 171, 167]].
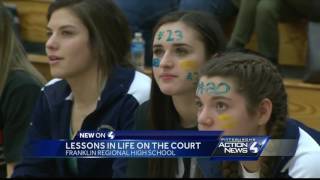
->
[[46, 31, 53, 37], [61, 30, 74, 36], [195, 99, 203, 110], [153, 48, 164, 58], [176, 47, 188, 56], [216, 102, 228, 113]]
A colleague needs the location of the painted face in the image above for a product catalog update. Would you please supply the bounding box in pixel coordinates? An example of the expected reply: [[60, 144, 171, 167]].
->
[[152, 22, 206, 96], [46, 8, 96, 79], [195, 76, 260, 136]]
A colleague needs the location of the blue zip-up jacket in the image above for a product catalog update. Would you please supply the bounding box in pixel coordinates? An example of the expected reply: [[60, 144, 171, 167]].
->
[[12, 66, 151, 177], [197, 119, 320, 178]]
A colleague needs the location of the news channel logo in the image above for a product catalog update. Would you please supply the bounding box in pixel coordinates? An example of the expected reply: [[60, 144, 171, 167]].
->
[[211, 136, 269, 160]]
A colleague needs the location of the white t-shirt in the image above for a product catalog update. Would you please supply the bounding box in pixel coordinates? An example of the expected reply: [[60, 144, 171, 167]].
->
[[240, 127, 320, 178], [281, 127, 320, 178]]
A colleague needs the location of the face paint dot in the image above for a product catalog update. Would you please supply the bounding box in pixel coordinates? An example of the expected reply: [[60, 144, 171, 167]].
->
[[222, 122, 236, 130], [218, 114, 233, 121], [179, 60, 198, 71], [218, 114, 236, 130], [152, 58, 160, 67]]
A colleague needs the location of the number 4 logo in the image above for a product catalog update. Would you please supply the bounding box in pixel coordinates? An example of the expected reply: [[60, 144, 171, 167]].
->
[[250, 142, 259, 153], [107, 131, 115, 140]]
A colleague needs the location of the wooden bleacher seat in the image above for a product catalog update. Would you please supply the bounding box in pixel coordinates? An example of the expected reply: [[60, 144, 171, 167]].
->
[[245, 21, 307, 67], [284, 79, 320, 130], [4, 0, 52, 43], [241, 21, 320, 129], [278, 22, 307, 66]]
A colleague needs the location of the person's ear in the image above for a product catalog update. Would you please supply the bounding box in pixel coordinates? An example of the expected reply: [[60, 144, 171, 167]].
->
[[257, 98, 273, 126]]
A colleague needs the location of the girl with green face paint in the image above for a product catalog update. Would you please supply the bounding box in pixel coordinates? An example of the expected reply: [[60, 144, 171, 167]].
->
[[127, 11, 226, 178], [196, 51, 320, 178]]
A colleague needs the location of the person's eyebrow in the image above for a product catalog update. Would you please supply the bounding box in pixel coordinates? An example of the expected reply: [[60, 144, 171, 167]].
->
[[209, 96, 232, 101], [152, 44, 162, 48], [172, 43, 193, 48], [47, 25, 77, 31]]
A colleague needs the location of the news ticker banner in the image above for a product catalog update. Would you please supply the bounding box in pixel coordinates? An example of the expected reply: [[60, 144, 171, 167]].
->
[[25, 131, 297, 161]]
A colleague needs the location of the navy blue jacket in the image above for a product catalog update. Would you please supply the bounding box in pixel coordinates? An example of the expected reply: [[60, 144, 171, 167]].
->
[[198, 119, 320, 178], [12, 66, 151, 177]]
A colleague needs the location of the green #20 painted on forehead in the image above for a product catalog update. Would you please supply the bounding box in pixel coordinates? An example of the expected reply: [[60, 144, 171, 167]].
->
[[196, 81, 231, 96]]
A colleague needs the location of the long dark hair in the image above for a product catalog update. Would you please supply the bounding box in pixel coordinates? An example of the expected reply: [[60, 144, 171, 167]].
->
[[0, 2, 45, 95], [148, 11, 226, 178], [199, 52, 288, 178], [47, 0, 132, 80]]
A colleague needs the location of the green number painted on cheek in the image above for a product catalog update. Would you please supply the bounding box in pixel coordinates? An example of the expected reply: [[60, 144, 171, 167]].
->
[[186, 72, 193, 80]]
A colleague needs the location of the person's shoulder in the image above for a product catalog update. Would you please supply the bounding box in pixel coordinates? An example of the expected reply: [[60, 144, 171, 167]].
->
[[136, 100, 150, 114], [197, 158, 222, 178], [133, 100, 151, 130], [281, 125, 320, 178], [126, 156, 149, 178], [40, 78, 65, 95], [287, 118, 320, 143], [127, 71, 151, 105], [6, 70, 42, 89], [42, 78, 64, 90], [40, 78, 71, 106], [285, 150, 320, 178]]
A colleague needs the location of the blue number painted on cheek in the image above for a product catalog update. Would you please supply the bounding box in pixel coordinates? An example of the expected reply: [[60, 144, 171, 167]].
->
[[152, 58, 160, 68]]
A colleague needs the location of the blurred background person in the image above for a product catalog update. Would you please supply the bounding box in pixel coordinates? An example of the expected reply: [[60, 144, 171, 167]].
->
[[227, 0, 320, 65], [178, 0, 238, 26], [0, 2, 46, 178]]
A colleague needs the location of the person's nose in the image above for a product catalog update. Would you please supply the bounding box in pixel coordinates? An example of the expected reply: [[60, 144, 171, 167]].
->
[[45, 32, 59, 52], [197, 106, 215, 131], [159, 51, 174, 69]]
